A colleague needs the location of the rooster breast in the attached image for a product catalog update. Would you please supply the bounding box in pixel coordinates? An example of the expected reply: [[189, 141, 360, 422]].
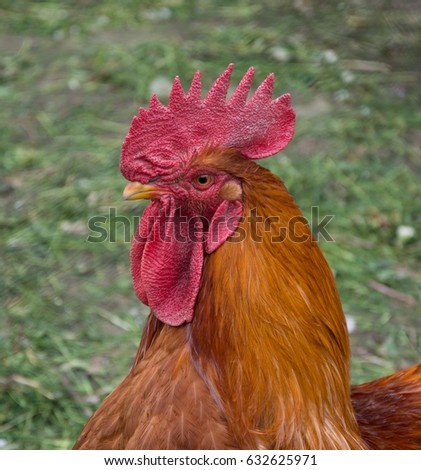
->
[[73, 323, 233, 450]]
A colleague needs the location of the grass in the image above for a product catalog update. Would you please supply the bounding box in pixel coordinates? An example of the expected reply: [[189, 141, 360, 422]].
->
[[1, 0, 420, 449]]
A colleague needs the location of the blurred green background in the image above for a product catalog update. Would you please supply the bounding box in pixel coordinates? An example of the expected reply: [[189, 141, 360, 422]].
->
[[1, 0, 420, 449]]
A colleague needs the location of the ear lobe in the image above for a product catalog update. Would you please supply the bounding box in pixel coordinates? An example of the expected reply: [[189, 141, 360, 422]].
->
[[205, 200, 243, 254], [218, 180, 242, 201]]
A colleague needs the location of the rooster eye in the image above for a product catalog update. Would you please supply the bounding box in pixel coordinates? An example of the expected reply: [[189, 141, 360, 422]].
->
[[194, 175, 213, 188]]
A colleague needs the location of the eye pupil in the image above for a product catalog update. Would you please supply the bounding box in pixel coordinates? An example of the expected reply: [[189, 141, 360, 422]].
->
[[197, 175, 209, 185], [194, 174, 213, 189]]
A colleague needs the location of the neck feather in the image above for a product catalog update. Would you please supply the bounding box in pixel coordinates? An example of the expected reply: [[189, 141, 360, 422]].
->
[[188, 162, 365, 449]]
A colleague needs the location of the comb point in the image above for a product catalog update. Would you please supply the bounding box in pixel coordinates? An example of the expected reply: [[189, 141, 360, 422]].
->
[[187, 70, 202, 101], [204, 64, 235, 105], [275, 93, 291, 107], [149, 93, 166, 112], [228, 67, 255, 107], [169, 76, 185, 109], [249, 73, 275, 105]]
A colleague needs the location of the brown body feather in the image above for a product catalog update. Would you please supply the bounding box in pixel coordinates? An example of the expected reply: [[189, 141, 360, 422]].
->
[[74, 151, 421, 449], [351, 365, 421, 449], [74, 321, 234, 449]]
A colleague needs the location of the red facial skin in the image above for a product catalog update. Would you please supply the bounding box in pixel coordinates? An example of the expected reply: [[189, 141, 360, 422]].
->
[[130, 164, 243, 326]]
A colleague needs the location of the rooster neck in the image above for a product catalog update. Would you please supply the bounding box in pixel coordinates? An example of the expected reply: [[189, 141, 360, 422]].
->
[[188, 164, 365, 449]]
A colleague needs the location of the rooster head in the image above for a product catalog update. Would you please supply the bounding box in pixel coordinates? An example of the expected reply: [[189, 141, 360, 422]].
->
[[120, 64, 295, 326]]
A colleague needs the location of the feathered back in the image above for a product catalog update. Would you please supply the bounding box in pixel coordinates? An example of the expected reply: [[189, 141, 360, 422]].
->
[[120, 64, 295, 182]]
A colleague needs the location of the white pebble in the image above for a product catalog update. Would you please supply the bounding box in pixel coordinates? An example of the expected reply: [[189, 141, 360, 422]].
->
[[149, 76, 173, 98], [396, 225, 416, 243], [360, 105, 371, 116], [67, 78, 80, 91], [334, 89, 350, 102], [323, 49, 338, 63], [345, 314, 356, 334], [96, 15, 110, 26], [144, 7, 172, 21], [341, 70, 355, 84], [271, 46, 291, 62]]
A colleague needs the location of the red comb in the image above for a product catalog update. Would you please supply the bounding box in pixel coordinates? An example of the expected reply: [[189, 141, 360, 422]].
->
[[120, 64, 295, 182]]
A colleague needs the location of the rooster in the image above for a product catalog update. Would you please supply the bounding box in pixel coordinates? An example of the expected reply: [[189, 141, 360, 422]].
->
[[74, 65, 421, 450]]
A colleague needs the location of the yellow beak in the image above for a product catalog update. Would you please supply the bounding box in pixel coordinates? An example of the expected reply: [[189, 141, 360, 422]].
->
[[123, 182, 168, 200]]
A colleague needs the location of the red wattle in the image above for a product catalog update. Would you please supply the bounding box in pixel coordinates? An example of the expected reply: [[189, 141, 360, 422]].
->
[[131, 197, 204, 326]]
